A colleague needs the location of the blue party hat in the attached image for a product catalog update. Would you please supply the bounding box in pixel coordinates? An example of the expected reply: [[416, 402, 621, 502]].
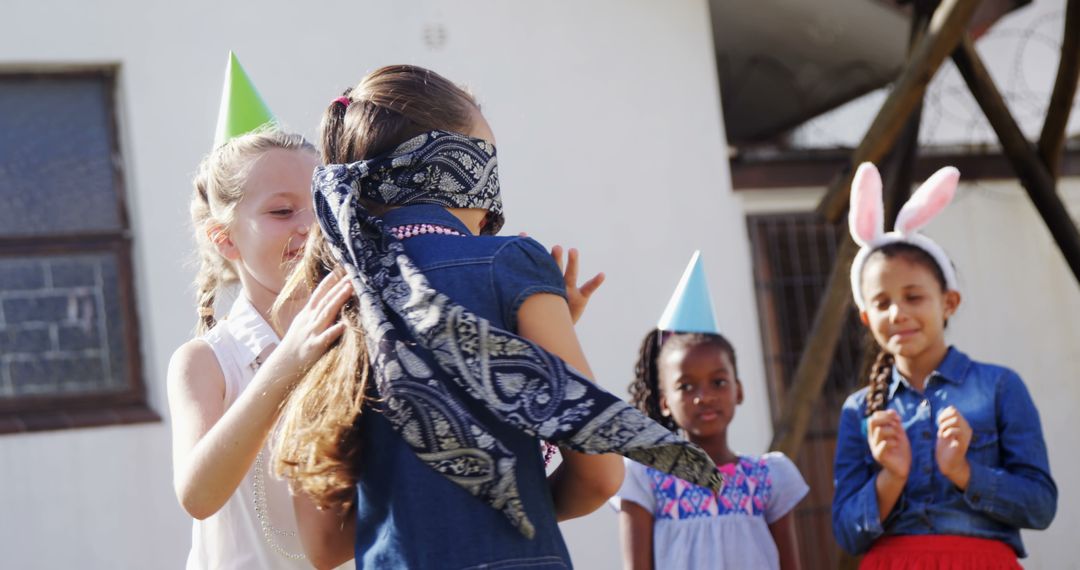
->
[[656, 251, 720, 334]]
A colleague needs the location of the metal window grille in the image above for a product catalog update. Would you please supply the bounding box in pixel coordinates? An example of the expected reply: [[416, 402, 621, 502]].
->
[[0, 69, 155, 433], [747, 212, 869, 569]]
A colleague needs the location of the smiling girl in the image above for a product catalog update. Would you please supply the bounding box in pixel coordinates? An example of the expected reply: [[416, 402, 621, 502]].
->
[[168, 128, 357, 569], [831, 163, 1057, 569]]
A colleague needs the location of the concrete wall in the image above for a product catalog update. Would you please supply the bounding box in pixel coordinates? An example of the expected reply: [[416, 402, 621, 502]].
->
[[0, 1, 772, 568]]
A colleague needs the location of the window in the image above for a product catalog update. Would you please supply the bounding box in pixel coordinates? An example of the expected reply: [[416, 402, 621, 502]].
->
[[747, 212, 866, 569], [0, 69, 156, 433]]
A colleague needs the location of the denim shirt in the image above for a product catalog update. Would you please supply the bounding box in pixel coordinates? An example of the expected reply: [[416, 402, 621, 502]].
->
[[831, 347, 1056, 557], [353, 204, 572, 569]]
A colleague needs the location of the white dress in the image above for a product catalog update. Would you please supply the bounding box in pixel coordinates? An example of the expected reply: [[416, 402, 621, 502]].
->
[[186, 296, 353, 569], [613, 452, 808, 570]]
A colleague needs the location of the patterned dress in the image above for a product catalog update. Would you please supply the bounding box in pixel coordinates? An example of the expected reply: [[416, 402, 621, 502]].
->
[[614, 452, 808, 570]]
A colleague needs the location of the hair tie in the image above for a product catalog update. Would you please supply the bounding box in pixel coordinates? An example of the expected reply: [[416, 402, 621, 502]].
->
[[333, 96, 351, 108]]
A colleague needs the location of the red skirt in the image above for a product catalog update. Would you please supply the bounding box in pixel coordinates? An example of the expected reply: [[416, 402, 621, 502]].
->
[[860, 535, 1021, 570]]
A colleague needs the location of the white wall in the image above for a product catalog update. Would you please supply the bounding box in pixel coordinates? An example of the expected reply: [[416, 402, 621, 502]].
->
[[939, 179, 1080, 570], [0, 1, 771, 568], [741, 179, 1080, 569]]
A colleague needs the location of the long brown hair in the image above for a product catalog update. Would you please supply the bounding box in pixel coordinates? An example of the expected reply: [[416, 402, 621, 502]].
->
[[271, 65, 479, 511], [321, 64, 478, 165]]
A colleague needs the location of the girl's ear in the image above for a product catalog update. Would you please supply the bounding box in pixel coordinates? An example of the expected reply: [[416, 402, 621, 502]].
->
[[735, 379, 744, 406], [943, 289, 961, 319], [659, 393, 671, 417], [208, 225, 239, 261], [849, 162, 884, 247], [895, 166, 959, 235], [860, 311, 870, 326]]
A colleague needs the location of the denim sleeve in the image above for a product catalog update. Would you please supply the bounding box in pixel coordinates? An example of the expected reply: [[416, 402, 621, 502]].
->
[[492, 237, 567, 332], [832, 395, 888, 555], [963, 369, 1057, 529]]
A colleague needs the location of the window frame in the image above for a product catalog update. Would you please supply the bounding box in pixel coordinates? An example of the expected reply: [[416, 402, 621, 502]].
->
[[0, 67, 157, 434], [745, 209, 868, 570]]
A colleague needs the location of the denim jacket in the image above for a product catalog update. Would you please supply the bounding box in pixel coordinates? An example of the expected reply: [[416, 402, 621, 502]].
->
[[831, 347, 1056, 557], [353, 205, 572, 569]]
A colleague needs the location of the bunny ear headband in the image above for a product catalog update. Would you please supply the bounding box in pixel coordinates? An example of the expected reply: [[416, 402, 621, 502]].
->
[[849, 162, 961, 311]]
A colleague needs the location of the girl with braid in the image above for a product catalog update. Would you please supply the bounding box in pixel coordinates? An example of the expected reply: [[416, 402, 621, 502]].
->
[[832, 163, 1057, 569], [613, 252, 808, 570], [167, 55, 355, 569]]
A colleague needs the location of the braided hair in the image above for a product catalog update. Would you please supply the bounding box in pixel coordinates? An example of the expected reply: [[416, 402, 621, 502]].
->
[[865, 350, 895, 416], [860, 241, 950, 416], [630, 329, 738, 432]]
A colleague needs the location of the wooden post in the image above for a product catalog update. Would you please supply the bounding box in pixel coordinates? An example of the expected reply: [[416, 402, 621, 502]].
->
[[799, 9, 932, 569], [814, 0, 980, 223], [770, 2, 932, 461], [952, 36, 1080, 285], [1038, 0, 1080, 174], [768, 238, 857, 457], [768, 125, 925, 459]]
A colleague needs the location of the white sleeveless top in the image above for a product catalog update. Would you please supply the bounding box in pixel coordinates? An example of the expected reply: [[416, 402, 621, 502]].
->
[[187, 297, 352, 570]]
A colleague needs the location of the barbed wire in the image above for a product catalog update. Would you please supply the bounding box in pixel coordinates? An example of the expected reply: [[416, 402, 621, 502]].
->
[[789, 1, 1077, 149]]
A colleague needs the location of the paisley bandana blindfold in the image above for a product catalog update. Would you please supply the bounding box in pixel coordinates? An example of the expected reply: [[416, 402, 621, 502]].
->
[[313, 130, 722, 537]]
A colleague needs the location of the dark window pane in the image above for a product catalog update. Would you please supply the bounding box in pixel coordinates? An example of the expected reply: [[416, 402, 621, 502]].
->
[[747, 212, 868, 570], [0, 252, 130, 397], [749, 213, 865, 412], [0, 75, 121, 237]]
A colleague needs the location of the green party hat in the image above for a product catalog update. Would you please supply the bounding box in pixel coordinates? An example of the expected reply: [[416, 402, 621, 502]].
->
[[213, 52, 277, 147]]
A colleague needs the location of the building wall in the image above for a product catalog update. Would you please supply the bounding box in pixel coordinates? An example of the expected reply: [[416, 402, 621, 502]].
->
[[0, 1, 772, 568]]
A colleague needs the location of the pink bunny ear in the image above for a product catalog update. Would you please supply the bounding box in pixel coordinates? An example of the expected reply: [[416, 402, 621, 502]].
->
[[895, 166, 959, 235], [849, 162, 884, 247]]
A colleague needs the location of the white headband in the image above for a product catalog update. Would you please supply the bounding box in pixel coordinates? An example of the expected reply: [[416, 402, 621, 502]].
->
[[848, 162, 960, 311]]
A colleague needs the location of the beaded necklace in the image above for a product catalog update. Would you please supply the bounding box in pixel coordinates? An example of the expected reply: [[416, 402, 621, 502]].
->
[[250, 355, 305, 561], [252, 451, 305, 560], [389, 223, 464, 240]]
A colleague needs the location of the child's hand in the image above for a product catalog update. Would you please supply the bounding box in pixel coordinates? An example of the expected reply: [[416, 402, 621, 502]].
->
[[549, 245, 605, 324], [272, 271, 353, 379], [867, 410, 911, 480], [935, 406, 973, 489]]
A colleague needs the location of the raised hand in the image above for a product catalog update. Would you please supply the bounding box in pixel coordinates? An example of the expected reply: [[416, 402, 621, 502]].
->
[[550, 245, 605, 324], [935, 406, 973, 489], [867, 409, 911, 480], [271, 271, 354, 378]]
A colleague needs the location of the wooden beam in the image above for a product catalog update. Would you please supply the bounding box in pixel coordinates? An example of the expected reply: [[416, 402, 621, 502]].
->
[[952, 36, 1080, 285], [769, 119, 924, 459], [884, 112, 924, 234], [815, 0, 981, 223], [1038, 0, 1080, 175], [770, 3, 933, 461], [768, 237, 857, 457]]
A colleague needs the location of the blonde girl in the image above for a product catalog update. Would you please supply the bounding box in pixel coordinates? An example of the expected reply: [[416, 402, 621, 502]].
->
[[168, 130, 355, 569]]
